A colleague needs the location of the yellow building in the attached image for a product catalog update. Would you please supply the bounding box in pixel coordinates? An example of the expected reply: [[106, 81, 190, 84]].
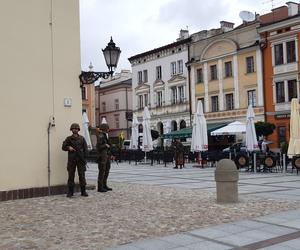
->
[[0, 0, 82, 201], [189, 21, 264, 126]]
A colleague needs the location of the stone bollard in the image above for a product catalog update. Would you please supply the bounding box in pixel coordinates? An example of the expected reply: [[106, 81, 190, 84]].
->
[[215, 159, 239, 203]]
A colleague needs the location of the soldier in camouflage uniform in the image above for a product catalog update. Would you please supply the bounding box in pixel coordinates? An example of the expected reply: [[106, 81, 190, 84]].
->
[[96, 122, 113, 192], [62, 123, 89, 198]]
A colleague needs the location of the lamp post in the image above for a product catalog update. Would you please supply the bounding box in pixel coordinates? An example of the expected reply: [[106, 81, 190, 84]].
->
[[79, 37, 121, 86]]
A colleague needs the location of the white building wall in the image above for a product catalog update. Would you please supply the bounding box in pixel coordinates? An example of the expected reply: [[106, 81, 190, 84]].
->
[[131, 46, 190, 131]]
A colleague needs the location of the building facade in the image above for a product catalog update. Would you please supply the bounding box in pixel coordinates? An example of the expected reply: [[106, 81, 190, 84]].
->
[[0, 0, 82, 200], [95, 70, 132, 141], [189, 21, 265, 127], [128, 31, 191, 144], [258, 2, 300, 148]]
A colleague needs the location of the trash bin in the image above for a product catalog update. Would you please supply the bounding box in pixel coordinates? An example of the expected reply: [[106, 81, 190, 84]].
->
[[215, 159, 239, 203]]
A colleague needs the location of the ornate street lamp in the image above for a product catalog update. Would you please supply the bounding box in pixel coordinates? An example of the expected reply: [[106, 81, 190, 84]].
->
[[79, 37, 121, 86]]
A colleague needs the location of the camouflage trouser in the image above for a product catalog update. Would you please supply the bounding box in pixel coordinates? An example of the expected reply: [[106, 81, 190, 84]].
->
[[97, 155, 111, 189], [67, 161, 86, 187]]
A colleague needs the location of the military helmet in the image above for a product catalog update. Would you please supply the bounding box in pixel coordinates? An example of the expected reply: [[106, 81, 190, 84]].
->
[[70, 123, 80, 131], [100, 123, 109, 132]]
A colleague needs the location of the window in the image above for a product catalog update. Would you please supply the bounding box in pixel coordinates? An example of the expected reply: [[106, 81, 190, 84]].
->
[[81, 86, 87, 100], [224, 61, 232, 77], [114, 114, 120, 129], [210, 65, 218, 80], [171, 87, 177, 104], [278, 126, 287, 145], [143, 70, 148, 82], [102, 101, 106, 112], [246, 56, 254, 73], [211, 96, 219, 112], [138, 71, 143, 84], [178, 86, 184, 103], [144, 93, 148, 107], [196, 68, 203, 83], [198, 98, 205, 112], [138, 95, 143, 109], [276, 81, 285, 103], [247, 90, 256, 107], [178, 60, 183, 74], [286, 41, 296, 63], [225, 93, 234, 110], [156, 66, 162, 80], [115, 99, 119, 110], [157, 91, 162, 107], [171, 62, 176, 76], [274, 44, 284, 65], [288, 79, 297, 101]]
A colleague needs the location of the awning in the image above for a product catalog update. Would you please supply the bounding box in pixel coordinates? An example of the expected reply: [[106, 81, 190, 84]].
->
[[161, 123, 227, 139]]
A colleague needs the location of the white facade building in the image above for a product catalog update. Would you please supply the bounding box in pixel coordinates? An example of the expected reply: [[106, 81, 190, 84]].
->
[[128, 31, 191, 144]]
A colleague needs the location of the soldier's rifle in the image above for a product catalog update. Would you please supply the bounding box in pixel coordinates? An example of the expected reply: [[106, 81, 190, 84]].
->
[[69, 142, 89, 168]]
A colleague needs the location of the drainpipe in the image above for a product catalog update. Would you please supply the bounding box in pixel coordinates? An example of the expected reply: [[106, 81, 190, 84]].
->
[[47, 116, 55, 195], [260, 33, 268, 122], [126, 86, 129, 139], [187, 43, 192, 126]]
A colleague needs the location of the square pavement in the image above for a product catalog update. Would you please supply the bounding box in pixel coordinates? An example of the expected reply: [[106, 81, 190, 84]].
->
[[87, 161, 300, 250]]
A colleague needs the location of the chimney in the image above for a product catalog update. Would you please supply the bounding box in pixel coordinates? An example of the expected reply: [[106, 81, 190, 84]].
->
[[177, 29, 189, 41], [286, 2, 298, 16], [220, 21, 234, 32]]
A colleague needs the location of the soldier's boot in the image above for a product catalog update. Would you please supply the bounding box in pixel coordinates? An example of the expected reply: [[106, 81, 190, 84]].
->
[[98, 187, 108, 192], [66, 186, 73, 198], [98, 183, 108, 192], [104, 183, 112, 191], [81, 186, 88, 197]]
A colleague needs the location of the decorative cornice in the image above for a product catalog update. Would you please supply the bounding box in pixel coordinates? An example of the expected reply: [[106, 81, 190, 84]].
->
[[167, 74, 186, 83]]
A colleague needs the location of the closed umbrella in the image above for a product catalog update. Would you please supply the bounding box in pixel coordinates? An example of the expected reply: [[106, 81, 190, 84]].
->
[[142, 106, 153, 152], [82, 112, 92, 150], [191, 101, 208, 166], [288, 98, 300, 157], [129, 114, 139, 150], [245, 105, 259, 173], [245, 105, 259, 152]]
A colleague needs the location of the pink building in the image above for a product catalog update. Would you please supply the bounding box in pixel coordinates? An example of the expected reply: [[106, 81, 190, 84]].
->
[[95, 70, 132, 140]]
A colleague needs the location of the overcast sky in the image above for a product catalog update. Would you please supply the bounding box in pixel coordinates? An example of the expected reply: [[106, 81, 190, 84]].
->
[[79, 0, 291, 73]]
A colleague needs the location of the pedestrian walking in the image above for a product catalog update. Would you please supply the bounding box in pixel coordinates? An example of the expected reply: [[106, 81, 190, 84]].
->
[[62, 123, 89, 198], [96, 119, 113, 192], [172, 137, 184, 169]]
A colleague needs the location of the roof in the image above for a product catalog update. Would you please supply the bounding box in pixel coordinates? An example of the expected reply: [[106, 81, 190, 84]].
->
[[128, 37, 191, 62], [259, 4, 300, 26]]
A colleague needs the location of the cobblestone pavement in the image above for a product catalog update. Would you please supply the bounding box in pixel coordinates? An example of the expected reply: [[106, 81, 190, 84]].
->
[[1, 162, 300, 249]]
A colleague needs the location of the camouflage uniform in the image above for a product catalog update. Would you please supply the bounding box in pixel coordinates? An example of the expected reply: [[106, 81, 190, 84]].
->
[[62, 123, 88, 197], [96, 123, 112, 192]]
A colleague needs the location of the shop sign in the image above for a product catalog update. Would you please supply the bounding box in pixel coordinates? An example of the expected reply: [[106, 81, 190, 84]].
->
[[275, 114, 290, 119]]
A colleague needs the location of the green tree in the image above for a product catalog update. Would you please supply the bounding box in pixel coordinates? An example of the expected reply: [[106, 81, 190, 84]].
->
[[255, 121, 276, 137]]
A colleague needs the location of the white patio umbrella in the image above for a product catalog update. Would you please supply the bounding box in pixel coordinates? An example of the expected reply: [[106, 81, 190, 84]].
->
[[191, 101, 208, 166], [129, 114, 139, 150], [82, 112, 92, 150], [191, 101, 208, 152], [210, 121, 246, 136], [288, 98, 300, 157], [245, 105, 259, 152], [142, 106, 153, 152]]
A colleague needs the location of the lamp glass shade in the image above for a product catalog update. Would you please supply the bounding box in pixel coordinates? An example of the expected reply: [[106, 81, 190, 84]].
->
[[102, 37, 121, 71]]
